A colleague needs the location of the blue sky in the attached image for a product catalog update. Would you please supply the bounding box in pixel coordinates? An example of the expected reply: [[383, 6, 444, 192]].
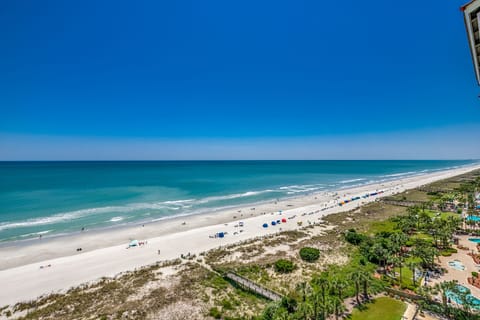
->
[[0, 0, 479, 160]]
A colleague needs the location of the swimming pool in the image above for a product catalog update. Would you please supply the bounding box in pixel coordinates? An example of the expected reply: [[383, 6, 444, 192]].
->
[[469, 238, 480, 243], [448, 260, 466, 271], [447, 285, 480, 308], [467, 216, 480, 222]]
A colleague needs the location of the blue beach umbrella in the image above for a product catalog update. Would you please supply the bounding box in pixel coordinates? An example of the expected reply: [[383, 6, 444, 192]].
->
[[271, 221, 276, 226], [262, 223, 268, 228]]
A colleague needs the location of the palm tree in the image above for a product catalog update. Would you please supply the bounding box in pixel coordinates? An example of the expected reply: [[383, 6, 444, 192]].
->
[[458, 287, 474, 319], [370, 242, 388, 271], [311, 272, 329, 307], [397, 256, 404, 286], [387, 255, 399, 281], [309, 290, 321, 320], [360, 270, 372, 300], [390, 232, 407, 254], [433, 280, 458, 318], [330, 295, 345, 320], [349, 270, 362, 305], [297, 301, 313, 320], [349, 268, 371, 304], [296, 282, 312, 319], [331, 275, 347, 301], [413, 239, 438, 269], [407, 206, 420, 229], [419, 210, 432, 229], [320, 297, 334, 320]]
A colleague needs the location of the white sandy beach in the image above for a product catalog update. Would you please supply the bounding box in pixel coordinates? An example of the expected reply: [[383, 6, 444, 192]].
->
[[0, 164, 479, 307]]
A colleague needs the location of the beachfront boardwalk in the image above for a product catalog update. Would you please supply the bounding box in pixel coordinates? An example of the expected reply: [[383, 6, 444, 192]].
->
[[225, 272, 282, 301]]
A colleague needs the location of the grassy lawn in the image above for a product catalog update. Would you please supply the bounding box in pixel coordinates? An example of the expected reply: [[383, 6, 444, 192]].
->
[[426, 209, 458, 220], [387, 189, 431, 202], [350, 297, 406, 320], [367, 220, 396, 235], [410, 232, 433, 242]]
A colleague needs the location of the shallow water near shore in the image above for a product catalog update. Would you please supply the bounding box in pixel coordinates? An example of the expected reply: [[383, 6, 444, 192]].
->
[[0, 160, 476, 242]]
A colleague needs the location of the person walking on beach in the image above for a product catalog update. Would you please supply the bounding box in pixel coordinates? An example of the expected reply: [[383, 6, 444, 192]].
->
[[157, 249, 161, 255]]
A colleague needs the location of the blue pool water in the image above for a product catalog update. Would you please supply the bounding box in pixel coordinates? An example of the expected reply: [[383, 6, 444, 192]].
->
[[447, 285, 480, 308], [469, 238, 480, 243], [0, 160, 476, 242], [467, 216, 480, 222], [448, 260, 465, 271]]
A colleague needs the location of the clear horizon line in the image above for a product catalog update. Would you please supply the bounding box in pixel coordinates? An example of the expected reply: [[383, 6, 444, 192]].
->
[[0, 159, 479, 162]]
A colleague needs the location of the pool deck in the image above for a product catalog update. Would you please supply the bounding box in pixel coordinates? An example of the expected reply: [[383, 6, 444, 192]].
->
[[432, 235, 480, 299]]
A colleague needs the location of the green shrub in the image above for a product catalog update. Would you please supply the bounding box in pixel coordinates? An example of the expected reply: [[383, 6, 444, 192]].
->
[[344, 229, 367, 245], [274, 259, 295, 273], [209, 307, 222, 319], [221, 299, 233, 310], [299, 247, 320, 262], [473, 271, 478, 278], [281, 296, 298, 313]]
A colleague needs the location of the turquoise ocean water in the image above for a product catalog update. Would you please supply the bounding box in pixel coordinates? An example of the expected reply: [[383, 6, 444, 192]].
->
[[0, 160, 476, 242]]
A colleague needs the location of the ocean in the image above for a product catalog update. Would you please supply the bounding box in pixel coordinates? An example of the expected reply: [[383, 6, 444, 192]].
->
[[0, 160, 476, 242]]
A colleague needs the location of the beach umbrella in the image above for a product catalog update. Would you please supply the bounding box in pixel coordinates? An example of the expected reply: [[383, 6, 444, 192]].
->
[[271, 221, 276, 226], [281, 218, 287, 223], [218, 232, 224, 238], [262, 223, 268, 228], [276, 220, 281, 224]]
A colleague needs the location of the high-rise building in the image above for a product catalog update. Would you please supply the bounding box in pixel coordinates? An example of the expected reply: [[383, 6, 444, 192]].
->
[[462, 0, 480, 85]]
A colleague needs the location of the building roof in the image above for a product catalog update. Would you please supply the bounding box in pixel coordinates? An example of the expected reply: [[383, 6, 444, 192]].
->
[[462, 0, 480, 85]]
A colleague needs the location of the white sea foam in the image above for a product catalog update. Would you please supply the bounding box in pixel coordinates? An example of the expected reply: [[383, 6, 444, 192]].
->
[[196, 190, 275, 204], [380, 171, 417, 178], [0, 191, 278, 231], [18, 230, 53, 239], [339, 178, 366, 184], [0, 207, 118, 231], [279, 184, 324, 194], [162, 199, 195, 205]]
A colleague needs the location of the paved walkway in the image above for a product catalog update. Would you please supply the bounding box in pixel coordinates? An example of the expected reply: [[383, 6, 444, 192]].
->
[[402, 302, 417, 320]]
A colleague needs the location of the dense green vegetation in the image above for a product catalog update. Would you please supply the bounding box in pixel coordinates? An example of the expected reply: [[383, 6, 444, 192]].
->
[[256, 171, 480, 320], [262, 259, 383, 320], [274, 259, 296, 273], [299, 247, 320, 262]]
